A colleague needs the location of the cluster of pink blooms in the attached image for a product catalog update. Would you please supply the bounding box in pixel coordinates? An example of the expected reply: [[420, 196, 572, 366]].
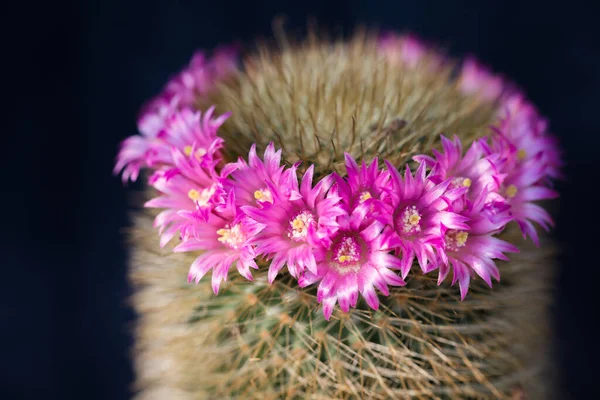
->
[[114, 45, 238, 182], [115, 40, 562, 320]]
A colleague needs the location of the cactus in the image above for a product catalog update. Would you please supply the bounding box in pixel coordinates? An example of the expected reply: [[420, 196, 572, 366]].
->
[[122, 31, 560, 399]]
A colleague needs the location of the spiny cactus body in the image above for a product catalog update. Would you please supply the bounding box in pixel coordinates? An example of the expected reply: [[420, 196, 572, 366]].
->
[[123, 31, 560, 399]]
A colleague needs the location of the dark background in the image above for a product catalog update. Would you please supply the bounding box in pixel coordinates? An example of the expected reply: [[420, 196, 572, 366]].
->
[[4, 0, 599, 399]]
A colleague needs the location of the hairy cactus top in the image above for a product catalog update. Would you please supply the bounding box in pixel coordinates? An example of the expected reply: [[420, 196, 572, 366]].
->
[[115, 32, 562, 320]]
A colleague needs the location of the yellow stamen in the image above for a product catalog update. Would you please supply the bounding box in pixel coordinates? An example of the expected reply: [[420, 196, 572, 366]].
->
[[253, 188, 273, 203], [445, 229, 469, 251], [188, 189, 201, 200], [292, 218, 305, 231], [288, 211, 315, 241], [216, 224, 245, 249], [506, 184, 518, 198], [462, 178, 472, 187], [359, 191, 372, 203], [216, 228, 228, 238], [184, 145, 206, 159], [408, 214, 421, 225], [400, 205, 422, 235], [517, 149, 527, 161], [455, 231, 469, 247], [190, 185, 216, 207], [338, 255, 353, 263]]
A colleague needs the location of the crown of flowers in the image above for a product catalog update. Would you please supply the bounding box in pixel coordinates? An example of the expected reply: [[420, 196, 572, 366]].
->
[[115, 37, 562, 320]]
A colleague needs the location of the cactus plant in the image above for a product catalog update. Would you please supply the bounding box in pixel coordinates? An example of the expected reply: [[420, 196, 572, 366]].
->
[[119, 30, 561, 399]]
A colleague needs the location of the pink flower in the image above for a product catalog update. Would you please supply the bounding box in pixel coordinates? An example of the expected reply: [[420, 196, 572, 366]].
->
[[146, 106, 228, 168], [210, 44, 241, 80], [458, 57, 505, 100], [483, 95, 561, 244], [495, 94, 564, 181], [137, 96, 180, 139], [381, 162, 470, 277], [225, 143, 287, 207], [540, 135, 564, 182], [439, 188, 519, 299], [144, 147, 224, 246], [335, 153, 390, 213], [484, 132, 558, 244], [113, 97, 179, 182], [174, 190, 263, 294], [414, 135, 503, 203], [500, 94, 539, 126], [494, 100, 546, 160], [163, 45, 239, 107], [114, 44, 238, 183], [500, 155, 558, 245], [114, 106, 229, 182], [298, 204, 406, 320], [243, 164, 345, 282], [379, 33, 430, 68]]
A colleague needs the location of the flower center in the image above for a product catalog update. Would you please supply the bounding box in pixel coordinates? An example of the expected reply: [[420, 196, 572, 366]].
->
[[505, 184, 518, 198], [216, 223, 245, 249], [517, 149, 527, 161], [330, 235, 364, 274], [188, 186, 215, 207], [287, 210, 315, 242], [184, 145, 207, 159], [397, 205, 422, 236], [450, 176, 472, 190], [188, 189, 201, 201], [445, 230, 469, 252], [358, 191, 372, 203], [253, 188, 274, 204]]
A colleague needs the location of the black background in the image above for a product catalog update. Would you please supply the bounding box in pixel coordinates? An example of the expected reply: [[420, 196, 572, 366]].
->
[[4, 1, 599, 399]]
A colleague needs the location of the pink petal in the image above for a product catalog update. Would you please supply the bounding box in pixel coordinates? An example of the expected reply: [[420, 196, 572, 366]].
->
[[437, 262, 450, 285], [361, 285, 380, 310], [378, 268, 406, 287], [316, 272, 337, 302], [321, 296, 337, 320], [268, 256, 286, 284]]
